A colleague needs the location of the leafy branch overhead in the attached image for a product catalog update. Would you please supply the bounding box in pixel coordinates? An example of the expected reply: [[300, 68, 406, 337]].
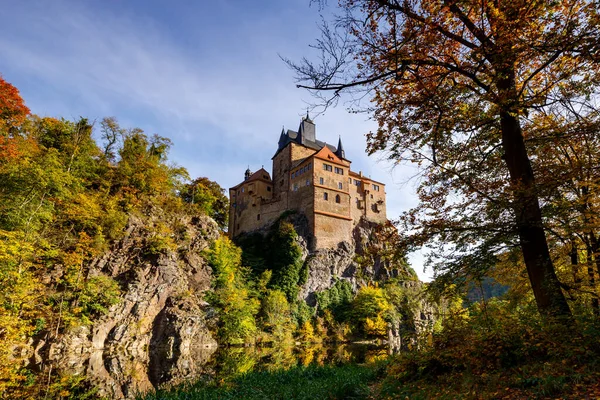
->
[[288, 0, 600, 319]]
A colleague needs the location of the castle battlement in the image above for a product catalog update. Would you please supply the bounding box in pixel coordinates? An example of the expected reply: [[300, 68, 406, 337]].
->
[[228, 115, 387, 249]]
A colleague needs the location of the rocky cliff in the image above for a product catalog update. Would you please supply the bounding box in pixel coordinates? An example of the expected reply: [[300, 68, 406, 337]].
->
[[265, 213, 436, 348], [43, 212, 220, 399]]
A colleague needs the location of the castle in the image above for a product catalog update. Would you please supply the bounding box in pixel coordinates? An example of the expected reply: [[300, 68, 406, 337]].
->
[[228, 115, 387, 249]]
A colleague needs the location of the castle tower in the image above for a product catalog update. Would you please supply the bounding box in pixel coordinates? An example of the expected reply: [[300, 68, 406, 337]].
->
[[229, 114, 387, 249]]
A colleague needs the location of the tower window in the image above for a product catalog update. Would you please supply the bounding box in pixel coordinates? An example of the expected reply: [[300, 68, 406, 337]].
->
[[323, 163, 332, 172], [335, 194, 341, 203], [306, 179, 310, 186], [257, 214, 261, 220], [324, 192, 328, 201], [338, 182, 343, 190], [319, 177, 324, 185], [267, 186, 271, 192], [335, 167, 344, 175]]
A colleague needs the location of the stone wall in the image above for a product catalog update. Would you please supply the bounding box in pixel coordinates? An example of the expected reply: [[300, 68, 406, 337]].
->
[[272, 146, 291, 197], [230, 140, 388, 248], [313, 213, 353, 249]]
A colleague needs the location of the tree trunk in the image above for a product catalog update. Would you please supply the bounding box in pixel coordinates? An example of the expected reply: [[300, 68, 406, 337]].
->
[[586, 237, 600, 315], [570, 239, 581, 286], [497, 67, 571, 318]]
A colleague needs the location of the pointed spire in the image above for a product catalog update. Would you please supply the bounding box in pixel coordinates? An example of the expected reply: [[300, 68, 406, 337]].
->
[[335, 135, 345, 159], [245, 166, 251, 180], [278, 126, 288, 150]]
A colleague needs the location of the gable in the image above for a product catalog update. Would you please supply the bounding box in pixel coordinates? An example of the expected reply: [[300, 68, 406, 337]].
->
[[313, 146, 350, 167]]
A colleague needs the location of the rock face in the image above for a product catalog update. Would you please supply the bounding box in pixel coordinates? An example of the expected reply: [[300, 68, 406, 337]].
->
[[291, 215, 436, 348], [299, 217, 416, 304], [46, 212, 220, 399]]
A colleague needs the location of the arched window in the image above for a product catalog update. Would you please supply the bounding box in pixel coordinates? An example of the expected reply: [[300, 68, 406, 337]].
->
[[335, 194, 341, 203]]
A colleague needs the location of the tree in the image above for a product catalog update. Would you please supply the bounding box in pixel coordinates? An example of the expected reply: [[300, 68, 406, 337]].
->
[[0, 75, 29, 134], [288, 0, 600, 318], [180, 177, 229, 229]]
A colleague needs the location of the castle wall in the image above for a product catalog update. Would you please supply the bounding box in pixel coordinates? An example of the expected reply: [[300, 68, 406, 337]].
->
[[229, 178, 274, 236], [362, 178, 387, 223], [230, 125, 387, 246], [288, 157, 315, 241], [313, 213, 353, 249], [290, 143, 316, 166], [349, 177, 366, 224], [272, 146, 291, 197]]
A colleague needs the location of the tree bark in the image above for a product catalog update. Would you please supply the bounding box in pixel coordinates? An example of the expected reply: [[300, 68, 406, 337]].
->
[[586, 237, 600, 315], [497, 69, 572, 319], [570, 239, 581, 286]]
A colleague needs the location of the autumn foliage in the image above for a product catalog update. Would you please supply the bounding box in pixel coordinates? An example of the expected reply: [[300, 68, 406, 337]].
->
[[0, 75, 29, 133]]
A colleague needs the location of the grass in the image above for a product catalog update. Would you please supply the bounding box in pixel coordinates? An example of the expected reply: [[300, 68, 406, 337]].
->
[[138, 362, 384, 400]]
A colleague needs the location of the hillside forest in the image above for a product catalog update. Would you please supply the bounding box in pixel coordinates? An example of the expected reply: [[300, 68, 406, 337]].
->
[[3, 0, 600, 394]]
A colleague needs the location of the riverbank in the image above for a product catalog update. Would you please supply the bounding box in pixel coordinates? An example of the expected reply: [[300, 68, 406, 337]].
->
[[138, 362, 384, 400]]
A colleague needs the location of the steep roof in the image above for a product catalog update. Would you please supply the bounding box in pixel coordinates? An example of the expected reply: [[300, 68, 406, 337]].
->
[[229, 168, 272, 190], [348, 170, 385, 186], [313, 146, 349, 166]]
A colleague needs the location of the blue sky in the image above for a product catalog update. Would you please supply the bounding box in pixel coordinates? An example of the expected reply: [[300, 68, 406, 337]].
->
[[0, 0, 431, 280]]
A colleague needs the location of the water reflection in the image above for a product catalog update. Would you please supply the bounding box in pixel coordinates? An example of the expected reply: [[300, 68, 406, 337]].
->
[[205, 343, 388, 384], [77, 343, 388, 398]]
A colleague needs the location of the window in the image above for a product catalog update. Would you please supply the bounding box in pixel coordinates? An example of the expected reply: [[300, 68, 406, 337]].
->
[[324, 192, 329, 201], [306, 179, 310, 186], [308, 164, 311, 170], [334, 167, 344, 175], [267, 186, 271, 192], [263, 175, 268, 179], [354, 180, 361, 186], [338, 182, 343, 190], [323, 163, 332, 172], [373, 184, 380, 191], [319, 177, 324, 185], [293, 183, 298, 191], [257, 214, 261, 220], [349, 178, 352, 183], [370, 194, 374, 199], [241, 187, 245, 193], [335, 194, 341, 203]]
